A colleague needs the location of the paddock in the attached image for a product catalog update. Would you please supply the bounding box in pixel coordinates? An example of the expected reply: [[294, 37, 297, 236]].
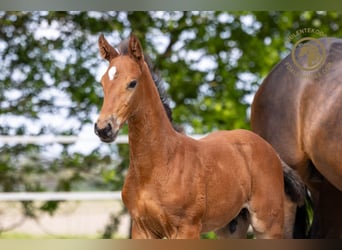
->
[[0, 193, 130, 238]]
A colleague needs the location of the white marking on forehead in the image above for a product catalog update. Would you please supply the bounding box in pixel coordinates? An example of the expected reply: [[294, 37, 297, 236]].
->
[[108, 66, 117, 80]]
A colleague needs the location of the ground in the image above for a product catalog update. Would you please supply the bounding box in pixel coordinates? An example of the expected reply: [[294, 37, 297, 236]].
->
[[0, 200, 130, 238]]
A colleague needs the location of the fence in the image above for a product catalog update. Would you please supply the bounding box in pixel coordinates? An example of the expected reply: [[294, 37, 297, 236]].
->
[[0, 191, 122, 201], [0, 134, 204, 145], [0, 135, 130, 200], [0, 133, 205, 202], [0, 134, 205, 200], [0, 135, 130, 145], [0, 134, 205, 237]]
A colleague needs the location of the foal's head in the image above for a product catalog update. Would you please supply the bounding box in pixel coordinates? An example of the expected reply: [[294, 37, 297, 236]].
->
[[94, 34, 146, 143]]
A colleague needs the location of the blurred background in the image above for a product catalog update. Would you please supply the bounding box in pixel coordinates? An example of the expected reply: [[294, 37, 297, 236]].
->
[[0, 11, 341, 238]]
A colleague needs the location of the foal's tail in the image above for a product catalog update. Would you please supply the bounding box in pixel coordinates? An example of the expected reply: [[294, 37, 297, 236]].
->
[[280, 159, 311, 238], [281, 159, 305, 204]]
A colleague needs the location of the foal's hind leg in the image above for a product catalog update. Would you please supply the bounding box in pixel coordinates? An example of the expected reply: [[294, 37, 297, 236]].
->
[[248, 170, 284, 238], [215, 208, 250, 239], [283, 195, 298, 238], [247, 195, 284, 239]]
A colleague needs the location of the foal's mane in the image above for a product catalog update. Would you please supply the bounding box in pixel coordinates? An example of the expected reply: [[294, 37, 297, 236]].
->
[[117, 39, 175, 126]]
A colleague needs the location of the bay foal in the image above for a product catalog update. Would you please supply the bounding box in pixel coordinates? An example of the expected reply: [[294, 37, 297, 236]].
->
[[95, 33, 290, 239]]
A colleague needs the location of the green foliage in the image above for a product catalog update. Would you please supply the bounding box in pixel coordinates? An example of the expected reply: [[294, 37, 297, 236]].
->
[[201, 231, 218, 239], [0, 11, 341, 237]]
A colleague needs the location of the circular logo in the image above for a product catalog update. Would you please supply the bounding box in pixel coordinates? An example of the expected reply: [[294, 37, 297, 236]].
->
[[291, 37, 326, 71]]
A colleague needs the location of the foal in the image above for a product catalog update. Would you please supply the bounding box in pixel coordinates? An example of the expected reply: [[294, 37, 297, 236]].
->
[[95, 34, 286, 239]]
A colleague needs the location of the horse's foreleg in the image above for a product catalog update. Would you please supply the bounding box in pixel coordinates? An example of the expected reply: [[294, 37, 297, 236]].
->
[[171, 223, 202, 239], [130, 220, 156, 239]]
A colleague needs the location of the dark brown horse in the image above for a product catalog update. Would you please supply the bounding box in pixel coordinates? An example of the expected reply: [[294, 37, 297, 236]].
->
[[94, 33, 303, 239], [251, 37, 342, 238]]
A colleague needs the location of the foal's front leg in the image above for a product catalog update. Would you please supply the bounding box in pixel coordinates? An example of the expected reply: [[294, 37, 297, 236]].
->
[[131, 218, 202, 239], [171, 223, 202, 239], [131, 220, 158, 239]]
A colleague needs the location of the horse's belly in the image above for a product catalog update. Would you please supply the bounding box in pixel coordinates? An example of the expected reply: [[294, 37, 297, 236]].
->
[[305, 120, 342, 191], [201, 191, 250, 233], [202, 180, 249, 232], [309, 149, 342, 191]]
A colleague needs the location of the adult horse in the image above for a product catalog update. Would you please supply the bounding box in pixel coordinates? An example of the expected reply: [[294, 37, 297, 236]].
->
[[94, 33, 303, 239], [251, 37, 342, 238]]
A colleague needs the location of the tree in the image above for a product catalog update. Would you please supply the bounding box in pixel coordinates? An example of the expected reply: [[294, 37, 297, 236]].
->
[[0, 11, 341, 237]]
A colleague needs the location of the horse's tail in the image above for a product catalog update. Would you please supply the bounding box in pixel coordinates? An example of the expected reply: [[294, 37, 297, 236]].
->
[[280, 159, 311, 238], [292, 191, 312, 238]]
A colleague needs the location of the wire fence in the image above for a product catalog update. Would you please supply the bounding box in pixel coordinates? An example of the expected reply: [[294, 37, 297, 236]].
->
[[0, 191, 122, 201], [0, 134, 207, 237], [0, 135, 130, 145], [0, 134, 205, 202], [0, 134, 205, 145]]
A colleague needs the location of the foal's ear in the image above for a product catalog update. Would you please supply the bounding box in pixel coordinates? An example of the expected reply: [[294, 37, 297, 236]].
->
[[128, 34, 144, 65], [98, 34, 118, 62]]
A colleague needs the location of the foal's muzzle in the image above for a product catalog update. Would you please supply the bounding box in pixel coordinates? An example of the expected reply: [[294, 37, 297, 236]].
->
[[94, 122, 118, 143]]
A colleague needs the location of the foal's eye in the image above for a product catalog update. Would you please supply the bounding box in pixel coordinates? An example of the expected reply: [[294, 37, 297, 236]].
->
[[127, 80, 137, 89]]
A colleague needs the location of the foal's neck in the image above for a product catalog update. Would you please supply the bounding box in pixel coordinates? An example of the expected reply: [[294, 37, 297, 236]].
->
[[127, 64, 178, 172]]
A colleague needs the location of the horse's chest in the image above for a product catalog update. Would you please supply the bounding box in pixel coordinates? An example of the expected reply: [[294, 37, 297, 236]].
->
[[135, 190, 161, 216], [129, 190, 174, 237]]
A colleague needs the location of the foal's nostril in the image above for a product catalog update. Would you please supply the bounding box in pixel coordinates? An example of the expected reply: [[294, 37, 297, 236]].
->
[[104, 123, 112, 134], [94, 122, 113, 139]]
